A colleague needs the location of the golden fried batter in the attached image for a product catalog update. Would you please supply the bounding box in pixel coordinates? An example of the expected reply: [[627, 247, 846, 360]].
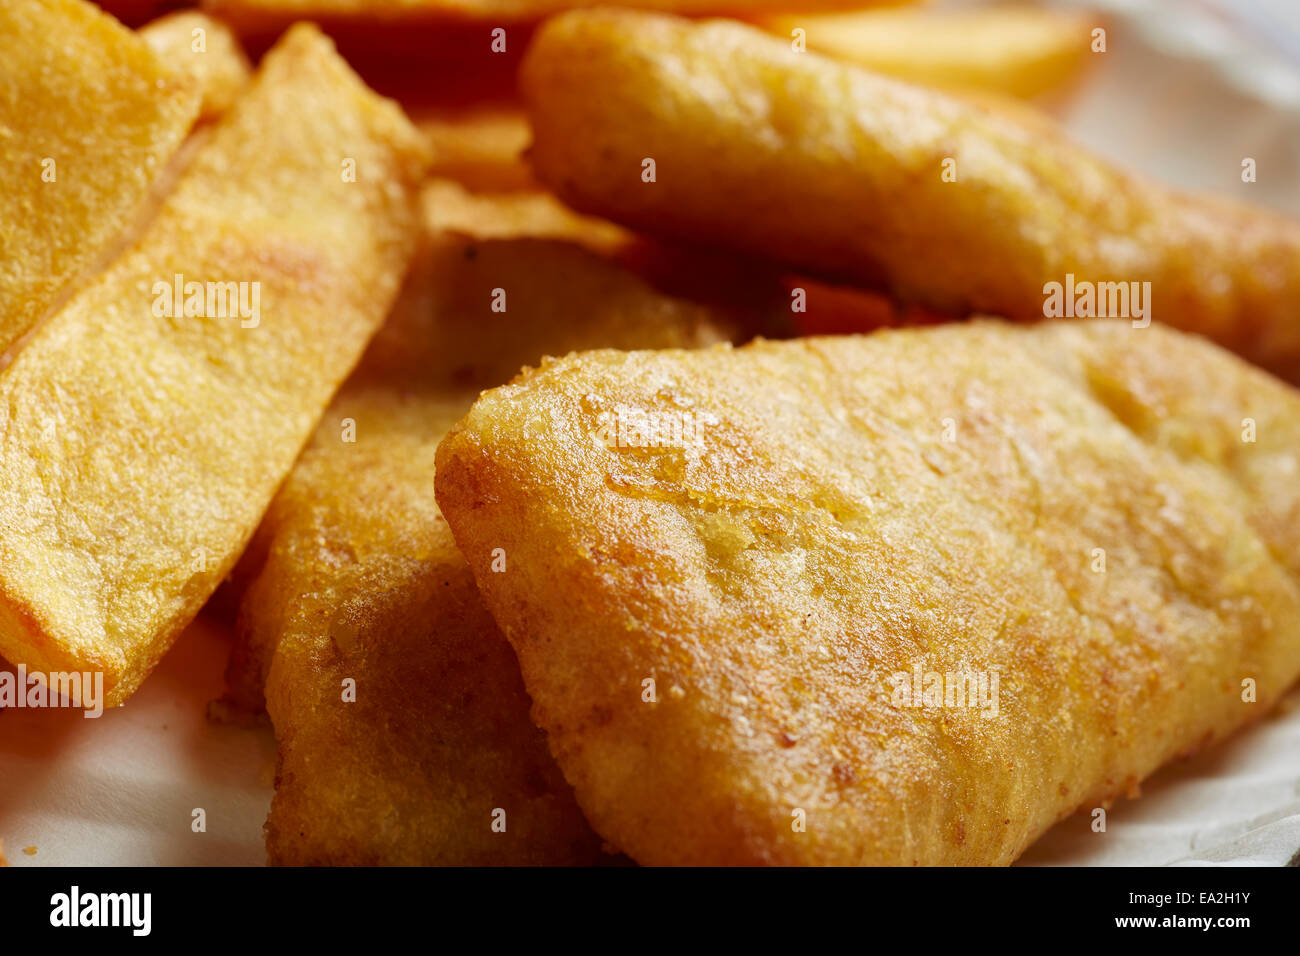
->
[[436, 320, 1300, 865], [0, 24, 426, 706], [230, 183, 738, 864], [140, 10, 252, 121], [522, 10, 1300, 378], [0, 0, 199, 355]]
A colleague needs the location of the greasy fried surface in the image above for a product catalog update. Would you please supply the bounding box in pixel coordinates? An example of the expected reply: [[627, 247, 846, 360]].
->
[[0, 24, 425, 706], [522, 10, 1300, 378], [755, 7, 1093, 99], [0, 0, 199, 355], [419, 108, 535, 191], [422, 178, 633, 254], [141, 10, 252, 121], [232, 185, 737, 864], [436, 320, 1300, 865]]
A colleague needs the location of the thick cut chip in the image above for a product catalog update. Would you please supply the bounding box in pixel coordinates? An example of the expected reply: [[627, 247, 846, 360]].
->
[[0, 0, 199, 355], [141, 10, 252, 121], [419, 108, 535, 191], [435, 320, 1300, 866], [0, 24, 426, 706], [422, 178, 633, 254], [522, 10, 1300, 378], [230, 184, 737, 864], [754, 7, 1094, 99]]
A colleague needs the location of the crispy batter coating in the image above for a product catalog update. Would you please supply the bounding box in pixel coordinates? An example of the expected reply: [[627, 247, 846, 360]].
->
[[231, 184, 738, 864], [140, 10, 252, 121], [754, 7, 1093, 100], [0, 0, 199, 355], [0, 24, 426, 706], [436, 320, 1300, 865], [522, 10, 1300, 378]]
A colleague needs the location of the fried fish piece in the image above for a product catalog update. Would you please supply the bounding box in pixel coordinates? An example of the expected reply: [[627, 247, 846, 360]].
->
[[522, 10, 1300, 378], [141, 10, 252, 121], [0, 24, 426, 706], [435, 320, 1300, 866], [0, 0, 199, 356], [754, 7, 1094, 100], [230, 186, 737, 864]]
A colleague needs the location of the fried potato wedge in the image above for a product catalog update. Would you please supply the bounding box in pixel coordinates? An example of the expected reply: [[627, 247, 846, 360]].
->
[[422, 178, 633, 254], [420, 108, 535, 190], [141, 10, 252, 121], [230, 185, 737, 864], [436, 320, 1300, 866], [0, 24, 426, 706], [522, 10, 1300, 378], [0, 0, 199, 355], [755, 7, 1094, 99]]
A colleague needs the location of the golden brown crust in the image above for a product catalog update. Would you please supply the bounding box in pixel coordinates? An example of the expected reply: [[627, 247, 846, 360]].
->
[[140, 10, 253, 121], [436, 320, 1300, 865], [418, 109, 536, 191], [521, 10, 1300, 378], [0, 0, 200, 355], [0, 24, 426, 705], [232, 185, 739, 864]]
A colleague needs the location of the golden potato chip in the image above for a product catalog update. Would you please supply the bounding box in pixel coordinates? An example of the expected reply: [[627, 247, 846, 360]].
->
[[228, 182, 740, 864], [754, 7, 1094, 100], [422, 178, 633, 254], [0, 24, 426, 706], [436, 320, 1300, 865], [141, 10, 252, 121], [419, 108, 535, 190], [0, 0, 199, 355], [522, 10, 1300, 378]]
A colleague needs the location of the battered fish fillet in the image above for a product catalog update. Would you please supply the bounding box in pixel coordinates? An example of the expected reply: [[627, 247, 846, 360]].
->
[[0, 24, 426, 706], [0, 0, 199, 355], [140, 10, 252, 121], [230, 186, 738, 864], [754, 7, 1094, 99], [522, 10, 1300, 378], [436, 320, 1300, 866]]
